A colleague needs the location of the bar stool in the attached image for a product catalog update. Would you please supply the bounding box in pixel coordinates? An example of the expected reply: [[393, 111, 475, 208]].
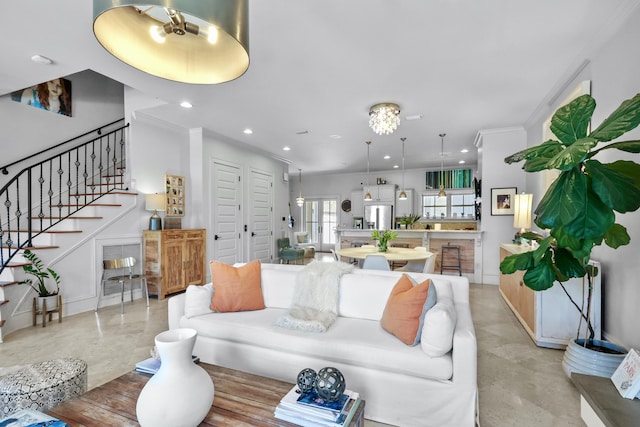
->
[[440, 244, 462, 276]]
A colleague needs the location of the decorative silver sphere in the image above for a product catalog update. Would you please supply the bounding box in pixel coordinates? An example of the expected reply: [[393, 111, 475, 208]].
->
[[296, 368, 317, 393], [314, 367, 346, 401]]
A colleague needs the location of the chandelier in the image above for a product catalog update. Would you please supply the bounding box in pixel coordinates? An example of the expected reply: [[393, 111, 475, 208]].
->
[[92, 0, 249, 84], [296, 169, 305, 207], [369, 103, 400, 135]]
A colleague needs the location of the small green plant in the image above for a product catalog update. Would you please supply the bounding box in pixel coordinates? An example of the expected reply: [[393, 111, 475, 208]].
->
[[398, 214, 421, 226], [371, 229, 398, 252], [18, 249, 61, 297]]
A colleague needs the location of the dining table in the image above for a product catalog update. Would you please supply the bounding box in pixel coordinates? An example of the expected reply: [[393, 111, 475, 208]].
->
[[335, 246, 434, 263]]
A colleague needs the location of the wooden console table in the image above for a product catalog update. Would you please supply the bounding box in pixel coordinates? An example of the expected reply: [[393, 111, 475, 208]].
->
[[46, 363, 366, 426], [572, 373, 640, 426]]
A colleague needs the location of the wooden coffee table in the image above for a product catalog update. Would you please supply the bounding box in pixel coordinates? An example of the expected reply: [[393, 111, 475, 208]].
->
[[46, 363, 365, 426]]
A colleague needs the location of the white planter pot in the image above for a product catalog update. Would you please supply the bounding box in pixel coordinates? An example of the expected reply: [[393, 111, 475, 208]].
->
[[562, 338, 626, 379], [136, 328, 214, 427], [37, 295, 58, 311]]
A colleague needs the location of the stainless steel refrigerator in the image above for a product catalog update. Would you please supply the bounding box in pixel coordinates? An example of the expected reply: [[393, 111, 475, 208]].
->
[[364, 204, 394, 230]]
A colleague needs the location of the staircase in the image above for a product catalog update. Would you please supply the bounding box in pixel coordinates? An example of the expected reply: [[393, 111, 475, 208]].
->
[[0, 121, 137, 341]]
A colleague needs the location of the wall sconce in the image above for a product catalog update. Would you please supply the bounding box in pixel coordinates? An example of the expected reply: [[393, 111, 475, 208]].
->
[[513, 193, 533, 244], [146, 193, 166, 230]]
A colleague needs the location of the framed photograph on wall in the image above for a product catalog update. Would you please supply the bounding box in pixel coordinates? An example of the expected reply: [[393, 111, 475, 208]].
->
[[491, 187, 516, 216], [165, 174, 185, 217]]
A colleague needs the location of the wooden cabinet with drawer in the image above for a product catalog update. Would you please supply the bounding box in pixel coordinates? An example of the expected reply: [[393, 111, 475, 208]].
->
[[143, 229, 206, 299]]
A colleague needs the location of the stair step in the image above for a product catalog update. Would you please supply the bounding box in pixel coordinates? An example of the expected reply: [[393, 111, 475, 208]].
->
[[6, 262, 29, 268], [53, 203, 122, 207], [0, 245, 59, 250], [30, 216, 103, 220], [0, 281, 18, 287], [0, 300, 8, 307], [0, 320, 5, 328], [102, 174, 124, 178], [70, 191, 137, 197], [3, 229, 82, 234]]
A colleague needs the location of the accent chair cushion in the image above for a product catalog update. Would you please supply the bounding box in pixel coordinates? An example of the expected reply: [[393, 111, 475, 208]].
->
[[210, 260, 265, 312], [380, 274, 437, 346]]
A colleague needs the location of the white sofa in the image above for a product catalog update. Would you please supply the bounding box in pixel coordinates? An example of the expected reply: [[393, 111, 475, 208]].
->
[[168, 263, 477, 427]]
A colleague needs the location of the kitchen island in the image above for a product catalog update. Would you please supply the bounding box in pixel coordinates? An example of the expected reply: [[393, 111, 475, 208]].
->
[[335, 228, 483, 283]]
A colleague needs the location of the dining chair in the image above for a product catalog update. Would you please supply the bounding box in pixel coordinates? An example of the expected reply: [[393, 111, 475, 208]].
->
[[396, 247, 429, 273], [330, 248, 339, 261], [362, 254, 391, 271], [422, 253, 437, 274], [96, 256, 149, 314]]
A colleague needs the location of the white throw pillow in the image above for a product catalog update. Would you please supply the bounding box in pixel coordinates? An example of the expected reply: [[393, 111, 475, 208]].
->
[[184, 283, 214, 318], [420, 296, 457, 357]]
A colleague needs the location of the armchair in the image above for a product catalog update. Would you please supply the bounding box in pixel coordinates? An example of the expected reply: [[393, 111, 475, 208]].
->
[[277, 238, 304, 264], [293, 232, 316, 259]]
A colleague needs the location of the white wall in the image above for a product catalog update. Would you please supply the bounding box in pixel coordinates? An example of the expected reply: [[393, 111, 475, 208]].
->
[[523, 7, 640, 350], [475, 128, 527, 285], [0, 70, 124, 171]]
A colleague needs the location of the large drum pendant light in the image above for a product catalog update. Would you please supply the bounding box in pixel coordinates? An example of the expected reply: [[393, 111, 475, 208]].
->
[[93, 0, 249, 84]]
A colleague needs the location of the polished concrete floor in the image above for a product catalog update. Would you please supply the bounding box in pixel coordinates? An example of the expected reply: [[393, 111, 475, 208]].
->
[[0, 265, 583, 426]]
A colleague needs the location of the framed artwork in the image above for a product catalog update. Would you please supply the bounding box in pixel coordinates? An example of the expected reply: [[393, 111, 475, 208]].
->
[[11, 77, 72, 116], [491, 187, 516, 216], [165, 174, 185, 217]]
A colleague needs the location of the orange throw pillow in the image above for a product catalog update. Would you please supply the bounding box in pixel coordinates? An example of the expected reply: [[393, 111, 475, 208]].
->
[[381, 274, 436, 346], [210, 260, 265, 312]]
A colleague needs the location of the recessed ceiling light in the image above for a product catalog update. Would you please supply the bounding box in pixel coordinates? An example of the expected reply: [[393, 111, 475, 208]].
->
[[461, 149, 469, 153], [384, 155, 391, 160], [459, 160, 466, 164], [393, 165, 399, 169], [243, 128, 253, 135], [283, 146, 291, 151], [31, 54, 53, 65], [329, 134, 342, 139], [180, 101, 192, 108], [405, 114, 423, 121]]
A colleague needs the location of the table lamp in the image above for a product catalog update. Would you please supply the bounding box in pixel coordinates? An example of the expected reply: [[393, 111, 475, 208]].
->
[[146, 193, 166, 230], [513, 193, 533, 245]]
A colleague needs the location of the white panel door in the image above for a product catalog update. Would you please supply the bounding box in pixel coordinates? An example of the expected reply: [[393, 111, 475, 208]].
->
[[249, 170, 273, 262], [211, 162, 242, 264]]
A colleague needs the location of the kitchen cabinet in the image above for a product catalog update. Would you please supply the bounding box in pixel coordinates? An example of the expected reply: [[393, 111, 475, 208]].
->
[[143, 229, 206, 299], [395, 189, 415, 217], [363, 184, 396, 204], [499, 244, 601, 349]]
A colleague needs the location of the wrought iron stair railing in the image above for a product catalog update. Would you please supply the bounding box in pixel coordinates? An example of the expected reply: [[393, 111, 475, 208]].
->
[[0, 122, 130, 273]]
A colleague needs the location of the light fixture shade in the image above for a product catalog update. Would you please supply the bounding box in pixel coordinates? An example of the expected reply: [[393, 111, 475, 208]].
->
[[399, 190, 407, 200], [93, 0, 249, 84], [296, 196, 304, 207], [145, 193, 166, 212], [513, 193, 533, 231], [364, 192, 372, 201], [369, 103, 400, 135], [438, 185, 446, 198]]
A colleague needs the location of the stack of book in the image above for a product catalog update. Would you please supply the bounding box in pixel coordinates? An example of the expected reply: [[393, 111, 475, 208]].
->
[[135, 355, 200, 375], [274, 385, 361, 427]]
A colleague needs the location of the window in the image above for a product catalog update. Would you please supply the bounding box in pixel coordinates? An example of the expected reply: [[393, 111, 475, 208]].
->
[[422, 191, 475, 219], [451, 194, 476, 218]]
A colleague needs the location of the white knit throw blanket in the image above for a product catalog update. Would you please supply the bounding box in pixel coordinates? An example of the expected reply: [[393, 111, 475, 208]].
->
[[276, 261, 354, 333]]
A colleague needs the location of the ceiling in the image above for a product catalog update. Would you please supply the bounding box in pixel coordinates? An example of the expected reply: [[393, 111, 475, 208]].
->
[[1, 1, 635, 175]]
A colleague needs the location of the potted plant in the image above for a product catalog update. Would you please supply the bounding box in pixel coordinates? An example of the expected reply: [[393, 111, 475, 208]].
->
[[499, 93, 640, 377], [18, 249, 62, 311], [371, 229, 398, 252], [398, 214, 421, 229]]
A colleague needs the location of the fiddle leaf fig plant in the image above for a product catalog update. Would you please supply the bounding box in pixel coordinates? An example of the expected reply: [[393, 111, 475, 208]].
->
[[500, 93, 640, 341]]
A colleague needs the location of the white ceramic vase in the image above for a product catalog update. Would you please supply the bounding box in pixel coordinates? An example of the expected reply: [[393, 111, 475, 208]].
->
[[562, 338, 626, 379], [136, 328, 214, 427]]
